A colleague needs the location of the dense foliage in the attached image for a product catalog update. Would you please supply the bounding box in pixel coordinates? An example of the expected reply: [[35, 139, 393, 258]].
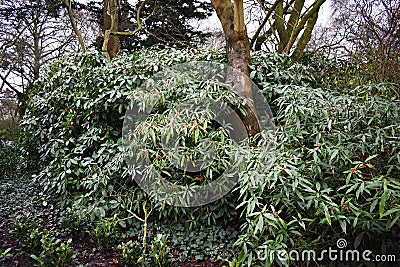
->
[[236, 78, 400, 265], [15, 47, 400, 266], [0, 140, 20, 179]]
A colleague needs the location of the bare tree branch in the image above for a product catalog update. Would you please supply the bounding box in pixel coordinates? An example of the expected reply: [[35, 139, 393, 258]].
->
[[250, 0, 281, 49]]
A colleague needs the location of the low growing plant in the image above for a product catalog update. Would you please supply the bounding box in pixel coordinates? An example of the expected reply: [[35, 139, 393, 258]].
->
[[0, 247, 13, 263], [117, 240, 143, 266], [10, 216, 42, 251], [30, 233, 73, 267], [10, 216, 74, 266], [146, 233, 170, 267], [90, 218, 120, 251]]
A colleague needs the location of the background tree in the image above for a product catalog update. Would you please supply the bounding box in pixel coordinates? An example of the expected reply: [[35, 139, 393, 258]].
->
[[250, 0, 327, 61], [0, 0, 98, 101], [1, 0, 61, 99], [0, 88, 18, 140], [61, 0, 86, 52], [125, 0, 213, 49], [84, 0, 213, 52], [308, 0, 400, 84]]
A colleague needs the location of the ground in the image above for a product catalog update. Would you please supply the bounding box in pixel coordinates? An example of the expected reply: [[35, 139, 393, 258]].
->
[[0, 174, 231, 267]]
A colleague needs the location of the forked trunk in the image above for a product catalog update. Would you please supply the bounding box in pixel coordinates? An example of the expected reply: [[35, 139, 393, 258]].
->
[[211, 0, 261, 138]]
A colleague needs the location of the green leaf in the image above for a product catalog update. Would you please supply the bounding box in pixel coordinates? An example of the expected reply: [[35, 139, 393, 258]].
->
[[370, 199, 378, 213], [381, 208, 399, 218], [323, 206, 331, 225], [255, 215, 264, 234], [364, 154, 378, 162], [354, 233, 363, 248], [118, 220, 126, 228], [330, 149, 339, 163], [345, 172, 352, 185], [389, 213, 400, 229], [194, 129, 199, 144], [379, 191, 388, 218], [339, 220, 347, 234]]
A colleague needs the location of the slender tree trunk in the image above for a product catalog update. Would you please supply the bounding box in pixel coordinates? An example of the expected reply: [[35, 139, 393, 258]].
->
[[250, 0, 281, 49], [286, 0, 305, 37], [254, 28, 273, 51], [211, 0, 261, 138], [274, 0, 288, 53], [103, 0, 120, 60], [284, 0, 325, 55], [33, 24, 40, 81], [291, 10, 319, 61], [61, 0, 86, 52], [230, 0, 250, 77]]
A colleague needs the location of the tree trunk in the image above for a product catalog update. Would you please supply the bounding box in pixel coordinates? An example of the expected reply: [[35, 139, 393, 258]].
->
[[284, 0, 325, 55], [33, 20, 40, 81], [103, 0, 120, 60], [211, 0, 261, 139], [62, 0, 86, 52], [274, 0, 288, 53], [291, 10, 319, 62]]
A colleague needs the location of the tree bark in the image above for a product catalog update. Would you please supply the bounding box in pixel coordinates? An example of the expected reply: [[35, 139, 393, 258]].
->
[[284, 0, 325, 55], [33, 20, 40, 81], [211, 0, 261, 138], [286, 0, 305, 37], [61, 0, 86, 52], [274, 0, 288, 52], [103, 0, 120, 60], [291, 9, 319, 61]]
